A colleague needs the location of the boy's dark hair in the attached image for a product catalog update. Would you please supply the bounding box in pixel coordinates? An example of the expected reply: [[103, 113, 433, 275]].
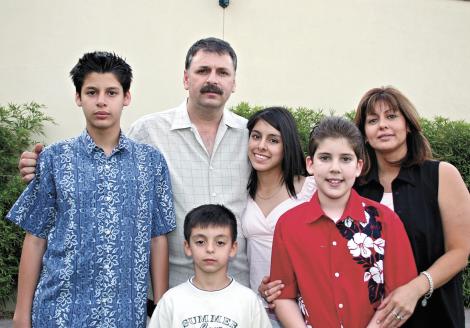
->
[[308, 116, 365, 160], [247, 107, 307, 199], [184, 204, 237, 243], [185, 37, 237, 71], [70, 51, 133, 94], [354, 86, 432, 175]]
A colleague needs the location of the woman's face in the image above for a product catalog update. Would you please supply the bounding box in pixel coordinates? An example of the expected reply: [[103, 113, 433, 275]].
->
[[248, 119, 284, 174], [364, 101, 409, 158]]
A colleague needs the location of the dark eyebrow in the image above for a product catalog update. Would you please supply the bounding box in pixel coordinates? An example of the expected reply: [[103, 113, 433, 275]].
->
[[214, 235, 230, 239], [191, 233, 207, 238], [251, 129, 281, 138]]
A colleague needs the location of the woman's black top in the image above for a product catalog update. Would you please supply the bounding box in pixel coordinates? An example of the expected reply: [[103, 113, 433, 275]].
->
[[355, 160, 464, 328]]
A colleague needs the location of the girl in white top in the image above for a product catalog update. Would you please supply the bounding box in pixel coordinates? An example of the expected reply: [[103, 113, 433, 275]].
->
[[241, 107, 316, 327]]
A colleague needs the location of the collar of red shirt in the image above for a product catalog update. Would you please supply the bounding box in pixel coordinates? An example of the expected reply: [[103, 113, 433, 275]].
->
[[305, 189, 367, 224]]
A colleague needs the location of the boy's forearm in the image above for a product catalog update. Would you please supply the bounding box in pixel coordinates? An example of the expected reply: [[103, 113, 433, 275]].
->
[[14, 233, 46, 326], [150, 235, 169, 303], [274, 299, 306, 328]]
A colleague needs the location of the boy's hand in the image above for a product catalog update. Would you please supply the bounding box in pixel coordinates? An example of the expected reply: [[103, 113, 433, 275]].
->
[[12, 313, 31, 328], [19, 143, 43, 183], [258, 275, 284, 309]]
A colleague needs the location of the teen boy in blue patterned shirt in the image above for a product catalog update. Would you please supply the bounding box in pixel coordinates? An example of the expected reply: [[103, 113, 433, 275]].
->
[[6, 52, 176, 327]]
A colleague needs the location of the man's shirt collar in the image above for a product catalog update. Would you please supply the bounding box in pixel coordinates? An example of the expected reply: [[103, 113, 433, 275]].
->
[[170, 99, 246, 131]]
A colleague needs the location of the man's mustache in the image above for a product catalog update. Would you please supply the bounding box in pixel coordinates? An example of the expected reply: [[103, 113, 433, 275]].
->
[[200, 84, 223, 95]]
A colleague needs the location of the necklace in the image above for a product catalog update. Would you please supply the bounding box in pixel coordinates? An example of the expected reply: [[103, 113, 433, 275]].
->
[[256, 185, 284, 200]]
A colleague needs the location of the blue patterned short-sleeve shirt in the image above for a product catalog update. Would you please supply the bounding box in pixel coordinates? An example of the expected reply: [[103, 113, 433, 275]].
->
[[6, 130, 176, 328]]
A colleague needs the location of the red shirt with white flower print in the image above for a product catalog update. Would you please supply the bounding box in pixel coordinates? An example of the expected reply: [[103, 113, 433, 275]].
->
[[270, 189, 417, 328]]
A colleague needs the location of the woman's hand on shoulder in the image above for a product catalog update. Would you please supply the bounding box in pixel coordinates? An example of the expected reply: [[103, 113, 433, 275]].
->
[[258, 275, 284, 309]]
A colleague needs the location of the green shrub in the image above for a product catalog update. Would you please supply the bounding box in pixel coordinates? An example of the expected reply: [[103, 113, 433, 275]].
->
[[420, 117, 470, 187], [0, 103, 54, 309], [232, 102, 470, 306]]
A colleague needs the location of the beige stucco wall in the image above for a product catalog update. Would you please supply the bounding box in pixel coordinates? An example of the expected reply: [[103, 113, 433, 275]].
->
[[1, 0, 469, 145]]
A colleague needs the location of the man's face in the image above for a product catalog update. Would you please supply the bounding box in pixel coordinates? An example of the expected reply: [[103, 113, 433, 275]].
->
[[184, 50, 236, 111], [75, 72, 130, 135]]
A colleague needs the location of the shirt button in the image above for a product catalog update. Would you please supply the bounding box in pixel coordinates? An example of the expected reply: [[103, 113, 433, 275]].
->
[[105, 165, 110, 170], [211, 192, 216, 197], [334, 272, 340, 278], [104, 265, 109, 270], [104, 229, 111, 235], [209, 166, 214, 170], [106, 196, 112, 202], [332, 241, 337, 246], [338, 303, 344, 309]]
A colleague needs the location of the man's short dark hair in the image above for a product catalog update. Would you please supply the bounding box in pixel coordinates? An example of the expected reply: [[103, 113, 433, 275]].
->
[[184, 204, 237, 243], [185, 37, 237, 71], [70, 51, 133, 94]]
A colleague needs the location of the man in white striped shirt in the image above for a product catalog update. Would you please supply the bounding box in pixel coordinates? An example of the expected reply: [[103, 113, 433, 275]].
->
[[128, 37, 250, 290]]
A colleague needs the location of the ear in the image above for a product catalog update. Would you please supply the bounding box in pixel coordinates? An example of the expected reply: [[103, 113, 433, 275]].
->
[[229, 240, 238, 258], [123, 91, 131, 107], [231, 78, 236, 93], [356, 159, 364, 177], [183, 240, 192, 257], [306, 156, 315, 175], [183, 70, 190, 90], [75, 92, 82, 107]]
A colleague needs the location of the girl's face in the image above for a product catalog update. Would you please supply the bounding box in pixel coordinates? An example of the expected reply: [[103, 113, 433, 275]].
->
[[364, 101, 408, 158], [248, 119, 284, 174], [306, 137, 363, 204]]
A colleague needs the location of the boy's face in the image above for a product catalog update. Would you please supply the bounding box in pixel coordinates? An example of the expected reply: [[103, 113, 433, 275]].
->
[[184, 225, 237, 276], [306, 137, 363, 205], [75, 72, 131, 135]]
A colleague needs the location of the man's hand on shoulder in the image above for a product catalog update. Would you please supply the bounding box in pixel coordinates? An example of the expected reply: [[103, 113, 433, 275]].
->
[[19, 143, 43, 183]]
